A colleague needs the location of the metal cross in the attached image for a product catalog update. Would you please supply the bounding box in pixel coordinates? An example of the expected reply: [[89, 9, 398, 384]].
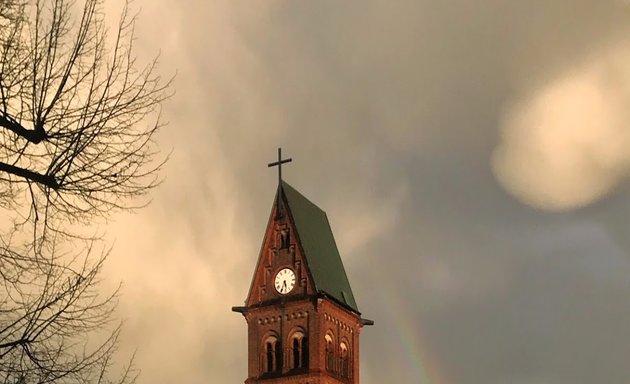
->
[[268, 148, 292, 218], [267, 147, 292, 185]]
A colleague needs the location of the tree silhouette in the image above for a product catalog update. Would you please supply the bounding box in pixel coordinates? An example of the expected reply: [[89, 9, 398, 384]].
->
[[0, 0, 171, 382], [0, 0, 170, 230]]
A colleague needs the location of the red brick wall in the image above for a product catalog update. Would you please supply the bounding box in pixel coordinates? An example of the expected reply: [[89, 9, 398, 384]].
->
[[242, 298, 362, 384], [246, 200, 316, 309]]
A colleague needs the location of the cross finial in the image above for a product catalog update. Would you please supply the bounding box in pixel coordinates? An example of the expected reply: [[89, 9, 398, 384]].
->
[[267, 147, 292, 185], [268, 148, 292, 218]]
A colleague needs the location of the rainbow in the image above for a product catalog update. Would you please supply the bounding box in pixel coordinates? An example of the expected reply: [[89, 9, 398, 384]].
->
[[366, 267, 450, 384]]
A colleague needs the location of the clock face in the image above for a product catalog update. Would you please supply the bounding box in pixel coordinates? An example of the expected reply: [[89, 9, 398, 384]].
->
[[274, 268, 296, 295]]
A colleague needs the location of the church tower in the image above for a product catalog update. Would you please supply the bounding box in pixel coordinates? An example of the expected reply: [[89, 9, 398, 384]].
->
[[233, 150, 373, 384]]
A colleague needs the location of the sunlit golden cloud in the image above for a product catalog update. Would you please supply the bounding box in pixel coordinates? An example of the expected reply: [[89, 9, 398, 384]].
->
[[493, 40, 630, 211]]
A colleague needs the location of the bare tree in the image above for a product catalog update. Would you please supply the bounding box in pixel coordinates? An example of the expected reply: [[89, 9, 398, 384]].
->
[[0, 238, 136, 384], [0, 0, 171, 382], [0, 0, 170, 232]]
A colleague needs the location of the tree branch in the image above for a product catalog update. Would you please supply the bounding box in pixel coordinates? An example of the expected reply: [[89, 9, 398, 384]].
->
[[0, 338, 30, 350], [0, 161, 58, 188], [0, 114, 46, 143]]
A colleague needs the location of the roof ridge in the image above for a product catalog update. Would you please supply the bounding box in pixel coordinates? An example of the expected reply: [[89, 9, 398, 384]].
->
[[281, 181, 325, 214]]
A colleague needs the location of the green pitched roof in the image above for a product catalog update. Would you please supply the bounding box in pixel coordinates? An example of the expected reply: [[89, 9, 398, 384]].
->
[[281, 181, 359, 312]]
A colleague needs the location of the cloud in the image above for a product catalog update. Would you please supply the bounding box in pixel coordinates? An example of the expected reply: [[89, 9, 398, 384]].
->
[[493, 40, 630, 211], [87, 1, 630, 383], [332, 181, 408, 258]]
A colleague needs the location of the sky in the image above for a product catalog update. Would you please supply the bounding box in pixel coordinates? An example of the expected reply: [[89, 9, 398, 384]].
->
[[95, 1, 630, 383]]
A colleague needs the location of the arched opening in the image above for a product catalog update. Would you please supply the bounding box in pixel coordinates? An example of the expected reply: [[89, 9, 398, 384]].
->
[[301, 336, 309, 368], [292, 338, 301, 368], [340, 341, 350, 378], [289, 330, 308, 370], [279, 227, 290, 249], [324, 333, 334, 372], [261, 335, 282, 374], [266, 341, 275, 373]]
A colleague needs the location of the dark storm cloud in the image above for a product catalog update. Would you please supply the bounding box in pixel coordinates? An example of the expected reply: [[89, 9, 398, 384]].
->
[[101, 0, 630, 383]]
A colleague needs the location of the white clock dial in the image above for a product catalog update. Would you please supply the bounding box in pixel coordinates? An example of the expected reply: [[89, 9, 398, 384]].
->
[[274, 268, 296, 295]]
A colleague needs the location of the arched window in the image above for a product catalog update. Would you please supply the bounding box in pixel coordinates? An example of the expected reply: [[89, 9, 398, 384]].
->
[[266, 341, 275, 373], [340, 341, 350, 378], [280, 227, 290, 249], [261, 335, 282, 374], [324, 333, 334, 372], [301, 335, 309, 368], [289, 330, 308, 370], [340, 341, 348, 356]]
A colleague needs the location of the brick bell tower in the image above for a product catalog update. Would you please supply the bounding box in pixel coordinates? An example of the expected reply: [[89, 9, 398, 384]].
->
[[233, 149, 373, 384]]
